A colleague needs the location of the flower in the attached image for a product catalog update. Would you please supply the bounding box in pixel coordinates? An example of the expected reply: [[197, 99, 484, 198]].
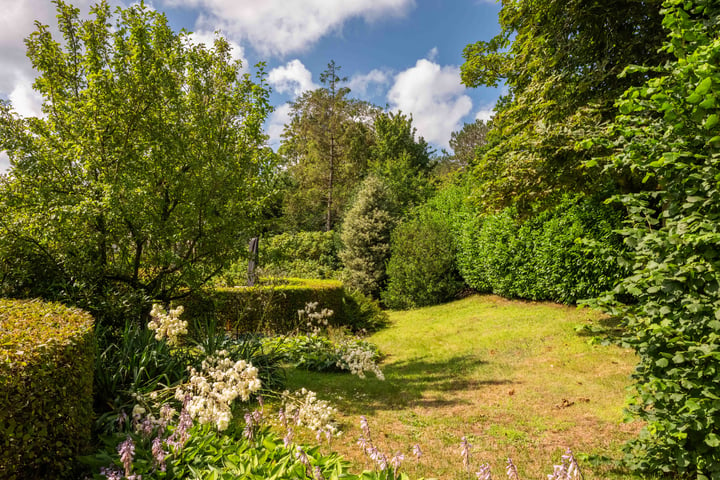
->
[[412, 443, 423, 461], [461, 436, 472, 470], [506, 458, 520, 480], [148, 304, 188, 346], [476, 463, 492, 480], [117, 436, 135, 478], [175, 351, 262, 431]]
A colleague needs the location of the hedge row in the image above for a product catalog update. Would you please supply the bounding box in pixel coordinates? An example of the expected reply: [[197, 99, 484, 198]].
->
[[0, 298, 95, 480], [181, 278, 386, 334], [456, 195, 628, 304]]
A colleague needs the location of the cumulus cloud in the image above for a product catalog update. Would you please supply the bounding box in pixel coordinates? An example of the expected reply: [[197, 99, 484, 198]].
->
[[387, 58, 472, 148], [475, 104, 495, 122], [9, 77, 45, 118], [160, 0, 413, 56], [0, 151, 10, 174], [187, 30, 248, 70], [268, 60, 319, 97], [267, 102, 293, 149], [347, 69, 391, 98]]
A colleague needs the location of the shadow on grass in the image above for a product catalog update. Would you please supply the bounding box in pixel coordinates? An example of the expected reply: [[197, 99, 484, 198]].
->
[[286, 354, 515, 416], [574, 316, 626, 345]]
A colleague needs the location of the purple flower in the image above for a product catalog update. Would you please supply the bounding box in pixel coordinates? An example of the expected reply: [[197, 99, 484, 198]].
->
[[295, 446, 310, 467], [461, 436, 472, 470], [283, 428, 294, 448], [476, 463, 492, 480], [278, 408, 287, 428], [117, 436, 135, 477], [506, 458, 520, 480], [151, 437, 167, 472], [360, 415, 371, 439], [390, 452, 404, 472], [313, 466, 325, 480], [100, 467, 123, 480], [412, 443, 423, 461]]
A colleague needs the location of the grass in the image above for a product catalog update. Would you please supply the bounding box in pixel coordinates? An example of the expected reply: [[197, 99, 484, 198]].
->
[[283, 294, 641, 479]]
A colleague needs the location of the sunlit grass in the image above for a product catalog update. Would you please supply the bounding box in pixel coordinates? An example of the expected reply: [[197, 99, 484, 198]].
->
[[283, 295, 640, 479]]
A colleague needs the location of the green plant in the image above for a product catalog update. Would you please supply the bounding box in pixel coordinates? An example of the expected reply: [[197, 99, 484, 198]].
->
[[0, 1, 275, 327], [340, 175, 398, 299], [455, 195, 627, 304], [0, 298, 95, 480], [588, 0, 720, 475], [383, 212, 463, 309]]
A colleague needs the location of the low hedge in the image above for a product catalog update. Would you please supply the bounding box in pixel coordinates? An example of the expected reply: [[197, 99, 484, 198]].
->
[[0, 298, 95, 480], [182, 278, 386, 334]]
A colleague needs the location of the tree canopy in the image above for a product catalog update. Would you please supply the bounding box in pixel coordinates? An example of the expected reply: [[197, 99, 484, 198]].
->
[[0, 0, 276, 321], [461, 0, 668, 211]]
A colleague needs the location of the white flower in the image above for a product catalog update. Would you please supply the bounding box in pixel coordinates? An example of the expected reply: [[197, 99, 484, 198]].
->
[[148, 304, 188, 346]]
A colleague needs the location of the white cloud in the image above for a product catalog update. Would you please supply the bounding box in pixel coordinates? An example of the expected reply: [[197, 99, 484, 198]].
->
[[475, 103, 495, 122], [0, 151, 10, 174], [347, 69, 391, 97], [187, 30, 248, 70], [387, 59, 472, 148], [426, 47, 439, 62], [160, 0, 414, 56], [267, 102, 293, 149], [268, 60, 319, 97], [9, 76, 45, 118]]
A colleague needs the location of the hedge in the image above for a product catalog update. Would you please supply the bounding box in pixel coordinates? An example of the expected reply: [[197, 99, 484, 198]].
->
[[0, 298, 95, 480], [181, 278, 386, 334], [456, 195, 628, 304]]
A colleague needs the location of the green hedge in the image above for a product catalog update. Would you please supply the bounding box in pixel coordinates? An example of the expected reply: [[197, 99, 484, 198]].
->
[[182, 278, 386, 334], [0, 298, 95, 480], [456, 196, 628, 303]]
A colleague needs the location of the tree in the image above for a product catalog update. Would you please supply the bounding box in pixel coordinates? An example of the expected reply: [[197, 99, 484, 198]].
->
[[280, 61, 376, 231], [448, 119, 490, 169], [461, 0, 668, 211], [0, 1, 275, 323], [591, 0, 720, 474], [339, 175, 397, 299], [369, 111, 434, 213]]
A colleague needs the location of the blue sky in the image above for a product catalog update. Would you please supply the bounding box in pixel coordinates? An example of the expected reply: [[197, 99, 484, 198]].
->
[[0, 0, 503, 171]]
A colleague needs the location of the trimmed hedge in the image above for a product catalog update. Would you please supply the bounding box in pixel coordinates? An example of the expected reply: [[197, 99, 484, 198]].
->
[[182, 278, 386, 334], [456, 195, 628, 304], [0, 298, 95, 480]]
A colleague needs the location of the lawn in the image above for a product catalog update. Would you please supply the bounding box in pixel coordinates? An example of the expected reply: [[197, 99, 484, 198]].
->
[[284, 294, 640, 479]]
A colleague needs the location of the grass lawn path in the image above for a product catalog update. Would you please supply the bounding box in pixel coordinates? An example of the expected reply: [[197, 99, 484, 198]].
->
[[286, 294, 640, 479]]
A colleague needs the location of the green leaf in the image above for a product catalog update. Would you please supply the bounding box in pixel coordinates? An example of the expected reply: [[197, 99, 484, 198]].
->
[[696, 77, 713, 95], [704, 114, 718, 130], [705, 433, 720, 447]]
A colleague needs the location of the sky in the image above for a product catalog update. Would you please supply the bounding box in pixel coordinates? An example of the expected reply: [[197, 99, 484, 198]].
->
[[0, 0, 504, 172]]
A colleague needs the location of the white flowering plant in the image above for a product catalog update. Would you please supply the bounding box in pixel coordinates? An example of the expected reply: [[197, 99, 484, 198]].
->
[[148, 304, 188, 347]]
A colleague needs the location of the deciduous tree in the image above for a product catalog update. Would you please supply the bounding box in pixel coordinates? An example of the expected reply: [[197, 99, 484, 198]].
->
[[0, 1, 276, 322]]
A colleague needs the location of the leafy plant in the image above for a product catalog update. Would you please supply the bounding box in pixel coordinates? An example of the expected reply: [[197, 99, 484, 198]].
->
[[589, 0, 720, 475], [383, 212, 463, 309]]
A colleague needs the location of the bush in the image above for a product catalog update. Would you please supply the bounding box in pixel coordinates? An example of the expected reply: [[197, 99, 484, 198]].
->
[[456, 195, 627, 303], [383, 212, 464, 309], [0, 298, 95, 480], [339, 175, 397, 299], [261, 230, 341, 279], [181, 278, 385, 334]]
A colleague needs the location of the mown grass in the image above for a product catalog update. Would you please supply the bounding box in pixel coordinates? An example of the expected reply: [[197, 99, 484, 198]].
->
[[284, 294, 641, 479]]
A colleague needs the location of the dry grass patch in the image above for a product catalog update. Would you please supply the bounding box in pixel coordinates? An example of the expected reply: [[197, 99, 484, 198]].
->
[[284, 295, 640, 479]]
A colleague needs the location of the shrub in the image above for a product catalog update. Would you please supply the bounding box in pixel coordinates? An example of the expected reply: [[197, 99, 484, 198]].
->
[[182, 278, 384, 334], [339, 175, 397, 299], [260, 230, 341, 279], [0, 298, 95, 480], [456, 195, 627, 303], [383, 212, 464, 309]]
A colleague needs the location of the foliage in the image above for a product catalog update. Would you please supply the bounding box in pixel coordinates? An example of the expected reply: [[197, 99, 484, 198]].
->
[[383, 211, 463, 309], [589, 0, 720, 475], [264, 333, 383, 379], [339, 175, 398, 299], [0, 298, 95, 480], [369, 111, 434, 214], [257, 230, 341, 279], [456, 196, 628, 304], [0, 1, 275, 326], [448, 119, 491, 169], [461, 0, 668, 212], [280, 61, 377, 231], [183, 278, 386, 334]]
